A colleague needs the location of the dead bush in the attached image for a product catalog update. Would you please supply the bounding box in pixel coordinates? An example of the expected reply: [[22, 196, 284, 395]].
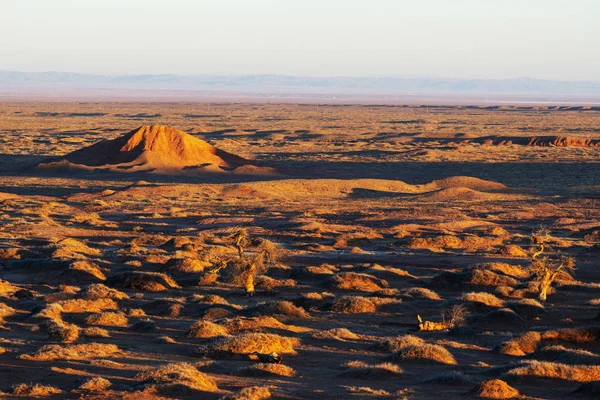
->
[[82, 327, 110, 338], [58, 298, 118, 313], [164, 257, 208, 273], [530, 345, 600, 365], [376, 334, 425, 353], [253, 300, 311, 319]]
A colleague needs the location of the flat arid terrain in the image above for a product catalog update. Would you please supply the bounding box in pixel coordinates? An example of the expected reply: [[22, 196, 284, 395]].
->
[[1, 102, 600, 399]]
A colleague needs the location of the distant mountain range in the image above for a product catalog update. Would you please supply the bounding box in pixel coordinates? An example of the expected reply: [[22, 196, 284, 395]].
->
[[2, 71, 600, 103]]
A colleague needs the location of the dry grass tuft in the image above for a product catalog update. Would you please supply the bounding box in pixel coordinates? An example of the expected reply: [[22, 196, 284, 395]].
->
[[330, 296, 377, 314], [136, 362, 219, 393], [461, 292, 505, 308], [240, 363, 296, 377], [393, 343, 457, 365], [256, 300, 311, 319], [467, 379, 520, 399], [530, 345, 600, 365], [220, 386, 271, 400], [12, 383, 63, 396], [40, 319, 80, 343], [85, 312, 129, 327], [20, 343, 120, 361], [506, 360, 600, 382], [164, 257, 208, 273], [340, 360, 403, 379], [209, 333, 299, 355], [497, 331, 542, 356], [82, 327, 110, 338], [187, 320, 229, 338], [402, 287, 442, 300], [79, 377, 112, 391], [58, 298, 118, 313], [107, 271, 179, 292], [312, 328, 359, 341], [68, 260, 106, 281], [377, 334, 425, 353], [329, 272, 388, 292], [81, 283, 129, 300]]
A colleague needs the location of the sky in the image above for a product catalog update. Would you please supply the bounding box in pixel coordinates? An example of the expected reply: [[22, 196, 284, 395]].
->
[[1, 0, 599, 80]]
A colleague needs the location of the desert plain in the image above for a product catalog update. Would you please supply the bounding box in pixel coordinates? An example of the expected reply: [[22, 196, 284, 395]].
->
[[0, 102, 600, 399]]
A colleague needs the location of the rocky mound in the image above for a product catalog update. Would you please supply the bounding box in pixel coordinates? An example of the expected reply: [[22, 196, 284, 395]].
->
[[39, 125, 249, 172]]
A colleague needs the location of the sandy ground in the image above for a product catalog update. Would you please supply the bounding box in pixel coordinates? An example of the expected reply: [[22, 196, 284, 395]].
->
[[0, 102, 599, 399]]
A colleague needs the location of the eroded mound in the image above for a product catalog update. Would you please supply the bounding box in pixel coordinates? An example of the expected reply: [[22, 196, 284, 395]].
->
[[40, 125, 249, 172]]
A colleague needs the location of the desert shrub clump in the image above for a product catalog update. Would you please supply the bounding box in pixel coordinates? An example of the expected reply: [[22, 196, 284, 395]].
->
[[330, 296, 377, 314], [392, 341, 457, 365], [135, 362, 219, 393], [208, 333, 299, 355], [339, 361, 403, 379], [506, 360, 600, 382], [187, 320, 229, 338], [467, 379, 520, 399], [240, 363, 296, 377]]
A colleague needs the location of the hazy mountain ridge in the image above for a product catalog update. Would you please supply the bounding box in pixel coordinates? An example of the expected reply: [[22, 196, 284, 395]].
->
[[2, 71, 600, 95]]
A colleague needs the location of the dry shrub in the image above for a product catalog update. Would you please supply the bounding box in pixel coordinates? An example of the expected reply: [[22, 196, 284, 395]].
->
[[461, 292, 505, 308], [82, 327, 110, 338], [531, 345, 600, 365], [498, 331, 542, 356], [33, 303, 63, 321], [0, 302, 16, 322], [472, 263, 529, 279], [191, 294, 230, 305], [51, 237, 100, 259], [68, 260, 106, 281], [407, 235, 463, 250], [209, 333, 299, 355], [79, 377, 112, 391], [81, 283, 129, 300], [542, 327, 600, 346], [12, 383, 63, 396], [377, 334, 425, 353], [164, 257, 208, 273], [58, 298, 118, 313], [85, 312, 128, 327], [223, 316, 305, 334], [506, 360, 600, 382], [0, 279, 19, 296], [255, 300, 310, 319], [340, 361, 403, 379], [467, 379, 520, 399], [344, 386, 390, 396], [20, 343, 120, 361], [330, 296, 377, 314], [107, 271, 179, 292], [499, 245, 529, 258], [495, 286, 514, 298], [255, 276, 296, 291], [204, 307, 233, 320], [431, 269, 517, 288], [136, 362, 219, 393], [221, 386, 271, 400], [312, 328, 359, 341], [393, 343, 457, 365], [506, 299, 544, 315], [187, 320, 229, 338], [240, 363, 296, 377], [40, 319, 79, 343], [367, 264, 415, 279], [402, 287, 442, 300], [329, 272, 388, 292]]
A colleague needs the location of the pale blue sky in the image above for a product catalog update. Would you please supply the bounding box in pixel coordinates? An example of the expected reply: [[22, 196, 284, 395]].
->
[[1, 0, 598, 80]]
